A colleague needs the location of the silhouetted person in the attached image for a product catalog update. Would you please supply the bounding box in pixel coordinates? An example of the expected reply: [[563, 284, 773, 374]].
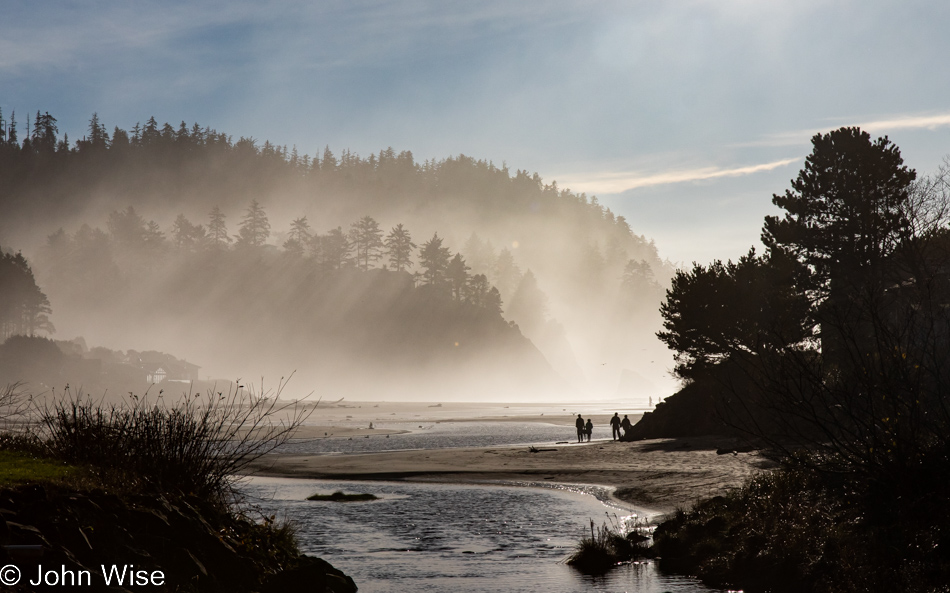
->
[[575, 414, 585, 443], [620, 414, 632, 439], [585, 418, 593, 442], [610, 413, 621, 440]]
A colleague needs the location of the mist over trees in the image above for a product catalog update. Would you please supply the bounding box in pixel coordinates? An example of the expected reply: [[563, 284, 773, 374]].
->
[[0, 110, 673, 399]]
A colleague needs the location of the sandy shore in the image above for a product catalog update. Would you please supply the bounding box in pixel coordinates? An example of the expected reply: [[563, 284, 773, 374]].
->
[[250, 435, 773, 514], [283, 400, 651, 426]]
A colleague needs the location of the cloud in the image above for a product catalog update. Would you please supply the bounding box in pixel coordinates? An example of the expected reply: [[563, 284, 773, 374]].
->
[[0, 0, 588, 74], [0, 1, 259, 73], [555, 157, 800, 195], [740, 112, 950, 148], [859, 113, 950, 133]]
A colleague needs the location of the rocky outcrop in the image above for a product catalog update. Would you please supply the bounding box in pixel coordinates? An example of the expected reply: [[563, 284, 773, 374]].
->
[[0, 484, 356, 592], [624, 380, 728, 440]]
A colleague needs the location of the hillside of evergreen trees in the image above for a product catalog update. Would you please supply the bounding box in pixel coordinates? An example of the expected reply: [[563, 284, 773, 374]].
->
[[0, 111, 671, 399]]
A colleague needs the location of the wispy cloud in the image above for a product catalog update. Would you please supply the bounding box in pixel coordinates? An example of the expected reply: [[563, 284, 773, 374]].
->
[[858, 113, 950, 133], [556, 157, 800, 195], [0, 0, 588, 74], [740, 112, 950, 148]]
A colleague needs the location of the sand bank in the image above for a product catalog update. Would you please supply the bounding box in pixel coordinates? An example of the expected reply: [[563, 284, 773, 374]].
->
[[250, 435, 772, 513]]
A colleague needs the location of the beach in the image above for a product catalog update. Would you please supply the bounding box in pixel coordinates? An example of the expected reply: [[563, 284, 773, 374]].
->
[[254, 401, 772, 513]]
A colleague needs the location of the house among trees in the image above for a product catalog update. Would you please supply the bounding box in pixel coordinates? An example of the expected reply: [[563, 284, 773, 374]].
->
[[146, 367, 167, 383], [131, 351, 201, 384]]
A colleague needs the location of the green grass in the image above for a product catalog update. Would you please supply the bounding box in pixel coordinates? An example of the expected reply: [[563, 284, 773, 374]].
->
[[0, 449, 75, 485], [307, 491, 378, 502]]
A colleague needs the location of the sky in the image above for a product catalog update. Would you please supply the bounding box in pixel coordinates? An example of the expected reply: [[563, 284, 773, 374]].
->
[[3, 0, 950, 265]]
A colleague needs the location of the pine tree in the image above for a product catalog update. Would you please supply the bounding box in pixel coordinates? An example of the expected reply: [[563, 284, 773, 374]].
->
[[176, 121, 191, 145], [86, 112, 109, 151], [462, 233, 495, 276], [141, 116, 160, 146], [208, 206, 231, 247], [492, 248, 522, 300], [620, 259, 661, 301], [312, 227, 351, 270], [484, 287, 503, 315], [349, 216, 385, 271], [6, 110, 16, 147], [465, 273, 491, 307], [446, 253, 471, 301], [419, 233, 452, 287], [763, 126, 916, 294], [6, 110, 16, 146], [236, 200, 270, 247], [283, 216, 312, 256], [384, 224, 416, 272], [0, 248, 54, 339], [111, 127, 130, 151], [322, 146, 337, 171], [143, 220, 166, 249], [107, 206, 147, 246], [171, 214, 196, 250], [31, 111, 58, 153]]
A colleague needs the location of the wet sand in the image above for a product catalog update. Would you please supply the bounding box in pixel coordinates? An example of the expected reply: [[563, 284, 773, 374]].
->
[[251, 434, 772, 513], [287, 399, 651, 427]]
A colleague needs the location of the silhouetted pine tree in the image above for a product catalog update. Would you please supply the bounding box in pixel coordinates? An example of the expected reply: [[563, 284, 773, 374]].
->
[[349, 216, 384, 271], [385, 224, 415, 272], [446, 253, 470, 302], [236, 200, 270, 247], [283, 216, 312, 256], [419, 233, 452, 287], [208, 206, 231, 247], [0, 247, 54, 339]]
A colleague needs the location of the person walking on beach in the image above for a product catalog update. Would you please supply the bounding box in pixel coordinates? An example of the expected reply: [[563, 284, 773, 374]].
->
[[575, 414, 585, 443], [610, 413, 621, 440], [585, 418, 593, 442], [620, 414, 632, 439]]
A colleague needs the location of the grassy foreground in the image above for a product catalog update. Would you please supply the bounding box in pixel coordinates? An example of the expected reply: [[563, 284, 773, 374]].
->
[[0, 449, 75, 484], [0, 383, 358, 593]]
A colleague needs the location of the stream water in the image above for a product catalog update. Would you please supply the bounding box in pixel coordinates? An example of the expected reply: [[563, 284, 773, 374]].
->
[[241, 477, 725, 593]]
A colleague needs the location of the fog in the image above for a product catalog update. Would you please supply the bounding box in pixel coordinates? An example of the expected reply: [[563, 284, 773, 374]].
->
[[0, 122, 676, 402]]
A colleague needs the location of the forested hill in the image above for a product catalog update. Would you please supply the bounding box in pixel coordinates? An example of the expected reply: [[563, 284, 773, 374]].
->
[[0, 111, 673, 400]]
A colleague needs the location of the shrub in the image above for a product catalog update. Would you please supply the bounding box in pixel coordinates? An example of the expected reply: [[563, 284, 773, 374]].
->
[[651, 461, 950, 593], [38, 379, 309, 504], [567, 517, 653, 573], [0, 382, 30, 428]]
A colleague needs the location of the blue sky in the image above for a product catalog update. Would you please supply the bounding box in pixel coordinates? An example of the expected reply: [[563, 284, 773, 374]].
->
[[4, 0, 950, 264]]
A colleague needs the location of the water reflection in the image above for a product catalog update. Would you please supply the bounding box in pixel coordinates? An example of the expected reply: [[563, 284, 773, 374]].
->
[[241, 477, 723, 593]]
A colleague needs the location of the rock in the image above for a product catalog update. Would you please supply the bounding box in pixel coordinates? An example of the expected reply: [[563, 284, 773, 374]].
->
[[262, 556, 358, 593]]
